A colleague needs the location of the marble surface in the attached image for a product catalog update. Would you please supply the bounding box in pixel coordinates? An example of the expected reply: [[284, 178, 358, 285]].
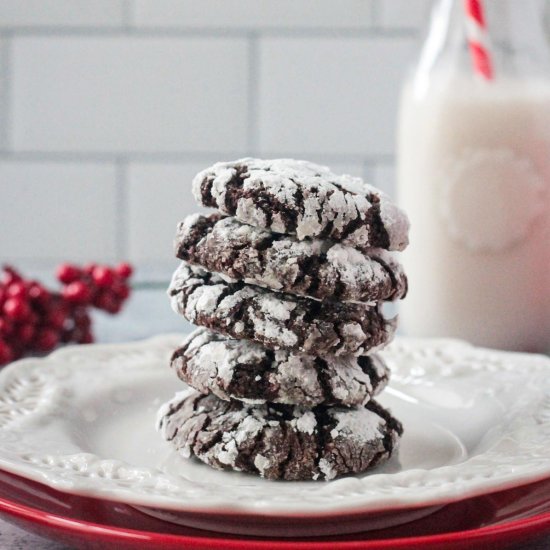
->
[[0, 287, 549, 549]]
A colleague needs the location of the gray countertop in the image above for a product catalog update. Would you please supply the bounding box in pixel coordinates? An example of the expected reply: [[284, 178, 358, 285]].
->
[[0, 287, 548, 549]]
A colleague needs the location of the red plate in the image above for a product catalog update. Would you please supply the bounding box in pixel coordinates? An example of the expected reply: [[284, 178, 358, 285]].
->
[[0, 469, 549, 549]]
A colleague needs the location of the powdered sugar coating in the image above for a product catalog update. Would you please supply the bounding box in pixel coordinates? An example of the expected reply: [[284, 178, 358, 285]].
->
[[156, 389, 402, 481], [192, 158, 409, 251], [168, 262, 396, 355], [171, 328, 390, 407], [175, 214, 407, 303], [329, 408, 382, 443], [294, 411, 317, 434], [165, 158, 408, 481]]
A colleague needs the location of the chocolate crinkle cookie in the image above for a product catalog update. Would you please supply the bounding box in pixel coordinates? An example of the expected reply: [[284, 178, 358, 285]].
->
[[174, 213, 408, 303], [168, 262, 396, 356], [159, 158, 407, 481], [192, 158, 409, 251], [171, 328, 390, 407], [157, 388, 403, 481]]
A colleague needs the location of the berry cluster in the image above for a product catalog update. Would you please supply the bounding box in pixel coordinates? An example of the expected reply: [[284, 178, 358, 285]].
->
[[0, 262, 133, 366]]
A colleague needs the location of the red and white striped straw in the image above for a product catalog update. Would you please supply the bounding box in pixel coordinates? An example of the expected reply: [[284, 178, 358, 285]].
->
[[463, 0, 494, 80]]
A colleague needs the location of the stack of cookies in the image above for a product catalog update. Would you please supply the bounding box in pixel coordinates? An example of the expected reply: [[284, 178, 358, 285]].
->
[[157, 158, 409, 481]]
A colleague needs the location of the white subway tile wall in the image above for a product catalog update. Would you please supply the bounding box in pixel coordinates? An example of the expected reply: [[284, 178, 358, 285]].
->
[[377, 0, 432, 29], [0, 1, 126, 28], [126, 162, 211, 263], [0, 37, 8, 149], [2, 0, 507, 268], [372, 163, 396, 197], [132, 0, 376, 29], [0, 162, 117, 261], [12, 37, 249, 153], [258, 37, 416, 156]]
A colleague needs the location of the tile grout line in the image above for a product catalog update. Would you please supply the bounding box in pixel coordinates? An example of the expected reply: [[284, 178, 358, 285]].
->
[[0, 26, 417, 39], [0, 151, 247, 163], [246, 32, 260, 155], [114, 157, 128, 260], [0, 151, 396, 164], [0, 33, 12, 152]]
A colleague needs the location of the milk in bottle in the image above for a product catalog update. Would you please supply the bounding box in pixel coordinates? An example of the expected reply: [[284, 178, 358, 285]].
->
[[397, 0, 550, 352]]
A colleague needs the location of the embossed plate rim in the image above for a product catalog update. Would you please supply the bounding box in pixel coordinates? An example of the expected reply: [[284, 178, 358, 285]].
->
[[0, 334, 549, 517]]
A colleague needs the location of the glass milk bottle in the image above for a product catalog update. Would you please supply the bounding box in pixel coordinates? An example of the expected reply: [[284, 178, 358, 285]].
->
[[397, 0, 550, 352]]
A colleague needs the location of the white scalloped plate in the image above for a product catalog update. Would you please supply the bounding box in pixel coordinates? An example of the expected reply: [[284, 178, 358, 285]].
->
[[0, 335, 549, 537]]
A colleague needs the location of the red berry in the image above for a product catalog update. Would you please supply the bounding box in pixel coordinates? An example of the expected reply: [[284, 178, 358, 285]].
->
[[10, 346, 23, 361], [17, 323, 35, 345], [56, 263, 81, 284], [0, 318, 14, 337], [27, 311, 39, 326], [28, 282, 50, 305], [7, 281, 27, 299], [2, 266, 21, 286], [35, 328, 59, 352], [71, 305, 88, 318], [45, 307, 67, 330], [115, 262, 133, 279], [92, 266, 114, 288], [94, 291, 121, 314], [93, 291, 110, 309], [113, 282, 130, 300], [0, 339, 13, 365], [3, 298, 30, 321], [83, 263, 97, 275], [63, 281, 91, 304], [72, 309, 91, 329], [79, 331, 94, 344], [60, 328, 73, 343]]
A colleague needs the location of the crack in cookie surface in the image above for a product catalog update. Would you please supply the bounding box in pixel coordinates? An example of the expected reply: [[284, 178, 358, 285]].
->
[[168, 262, 396, 356], [171, 328, 390, 407], [192, 158, 409, 251], [157, 389, 403, 481], [175, 214, 408, 303]]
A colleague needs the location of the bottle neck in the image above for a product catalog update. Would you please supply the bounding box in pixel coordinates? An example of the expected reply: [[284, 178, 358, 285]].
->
[[415, 0, 550, 87]]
